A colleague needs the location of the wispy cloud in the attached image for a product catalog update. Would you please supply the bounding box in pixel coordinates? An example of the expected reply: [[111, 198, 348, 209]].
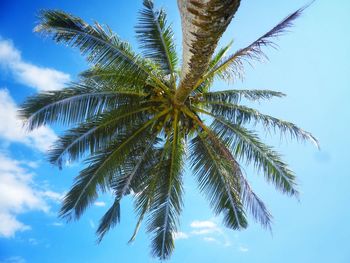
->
[[51, 222, 64, 227], [202, 237, 218, 243], [0, 153, 61, 238], [28, 238, 39, 246], [173, 231, 189, 240], [0, 256, 26, 263], [0, 89, 57, 152], [94, 201, 106, 207], [190, 220, 218, 229], [185, 219, 233, 247], [190, 220, 221, 235], [172, 220, 222, 244], [89, 219, 95, 229], [0, 38, 70, 91], [41, 191, 64, 203], [239, 246, 249, 253]]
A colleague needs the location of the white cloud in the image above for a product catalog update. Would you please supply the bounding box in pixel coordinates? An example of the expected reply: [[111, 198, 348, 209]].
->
[[51, 222, 64, 227], [190, 220, 221, 236], [189, 219, 235, 247], [239, 246, 249, 252], [89, 219, 95, 229], [40, 191, 63, 203], [28, 238, 39, 246], [191, 228, 218, 235], [0, 89, 57, 152], [190, 220, 218, 229], [0, 39, 70, 91], [170, 220, 221, 242], [173, 231, 189, 240], [0, 256, 26, 263], [94, 201, 106, 207], [202, 237, 218, 243], [0, 213, 30, 238], [0, 153, 61, 238]]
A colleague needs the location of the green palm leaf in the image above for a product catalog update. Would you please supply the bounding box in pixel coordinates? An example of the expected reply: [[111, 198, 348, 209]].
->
[[49, 104, 154, 168], [190, 131, 247, 230], [239, 173, 272, 228], [60, 110, 168, 220], [147, 111, 184, 260], [20, 83, 146, 129], [136, 0, 178, 87], [196, 101, 319, 146], [208, 41, 234, 71], [96, 136, 160, 242], [96, 197, 120, 243], [202, 89, 285, 104], [192, 41, 234, 94], [127, 145, 164, 244], [210, 114, 298, 196], [35, 10, 169, 92]]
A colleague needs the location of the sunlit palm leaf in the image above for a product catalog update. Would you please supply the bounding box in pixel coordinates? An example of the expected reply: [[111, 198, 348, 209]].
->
[[196, 101, 319, 146], [20, 83, 146, 129], [49, 104, 154, 168], [202, 89, 285, 104], [192, 41, 233, 93], [209, 41, 233, 71], [136, 0, 178, 87], [35, 10, 169, 91]]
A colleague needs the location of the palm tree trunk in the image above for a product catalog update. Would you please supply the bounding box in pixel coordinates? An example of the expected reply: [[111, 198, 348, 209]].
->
[[174, 0, 240, 104]]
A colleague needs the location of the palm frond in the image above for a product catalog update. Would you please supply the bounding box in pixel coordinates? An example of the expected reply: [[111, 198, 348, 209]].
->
[[128, 146, 166, 244], [208, 113, 298, 195], [147, 111, 184, 260], [59, 110, 169, 220], [49, 104, 154, 168], [80, 66, 148, 89], [136, 0, 178, 87], [190, 42, 234, 94], [20, 83, 146, 130], [190, 131, 247, 230], [202, 129, 272, 229], [196, 101, 319, 147], [35, 10, 169, 92], [203, 7, 305, 82], [202, 89, 285, 104], [239, 173, 272, 228], [111, 136, 159, 200], [96, 136, 160, 243], [208, 40, 233, 71], [96, 197, 120, 242]]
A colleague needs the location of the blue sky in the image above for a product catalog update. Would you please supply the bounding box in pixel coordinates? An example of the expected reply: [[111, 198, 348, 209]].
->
[[0, 0, 349, 262]]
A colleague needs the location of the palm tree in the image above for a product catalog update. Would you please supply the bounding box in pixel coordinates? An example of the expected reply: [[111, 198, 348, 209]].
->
[[21, 0, 317, 260]]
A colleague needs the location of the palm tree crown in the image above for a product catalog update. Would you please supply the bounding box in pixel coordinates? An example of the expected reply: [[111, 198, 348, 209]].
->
[[20, 0, 317, 260]]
